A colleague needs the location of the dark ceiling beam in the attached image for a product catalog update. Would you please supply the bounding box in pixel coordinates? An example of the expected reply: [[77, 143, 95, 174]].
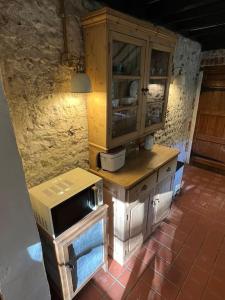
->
[[199, 30, 225, 49], [166, 4, 225, 25], [146, 0, 160, 4], [202, 40, 225, 50], [98, 0, 225, 50], [175, 13, 225, 32], [146, 0, 222, 19], [171, 0, 220, 14], [188, 24, 225, 38]]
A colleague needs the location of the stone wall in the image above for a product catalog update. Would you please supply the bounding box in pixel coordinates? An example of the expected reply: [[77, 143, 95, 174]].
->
[[0, 0, 100, 187], [155, 36, 201, 162], [201, 49, 225, 66], [0, 0, 201, 187]]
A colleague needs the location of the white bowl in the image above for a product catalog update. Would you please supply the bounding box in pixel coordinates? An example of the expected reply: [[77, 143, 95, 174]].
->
[[120, 97, 137, 106], [112, 99, 120, 108]]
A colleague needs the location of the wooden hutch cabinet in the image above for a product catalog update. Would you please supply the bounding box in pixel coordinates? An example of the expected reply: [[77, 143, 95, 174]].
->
[[82, 8, 179, 265], [82, 7, 177, 165]]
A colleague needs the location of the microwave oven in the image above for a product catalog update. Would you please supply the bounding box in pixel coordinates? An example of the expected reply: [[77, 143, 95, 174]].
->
[[29, 168, 103, 238]]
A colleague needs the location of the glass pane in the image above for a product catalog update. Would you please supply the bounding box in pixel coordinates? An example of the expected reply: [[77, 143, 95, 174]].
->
[[147, 79, 167, 103], [69, 220, 104, 290], [112, 79, 139, 108], [112, 109, 137, 138], [112, 40, 141, 76], [145, 102, 164, 127], [150, 49, 170, 76]]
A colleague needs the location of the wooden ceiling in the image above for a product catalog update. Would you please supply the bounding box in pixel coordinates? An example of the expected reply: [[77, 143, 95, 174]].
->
[[97, 0, 225, 50]]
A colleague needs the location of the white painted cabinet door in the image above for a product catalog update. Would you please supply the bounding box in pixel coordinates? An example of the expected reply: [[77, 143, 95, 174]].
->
[[128, 197, 149, 253], [153, 175, 174, 225]]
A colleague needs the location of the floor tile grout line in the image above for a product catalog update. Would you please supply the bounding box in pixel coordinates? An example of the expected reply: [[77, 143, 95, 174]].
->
[[157, 226, 188, 243], [89, 166, 225, 300], [200, 233, 225, 300], [174, 219, 216, 300], [123, 276, 146, 300]]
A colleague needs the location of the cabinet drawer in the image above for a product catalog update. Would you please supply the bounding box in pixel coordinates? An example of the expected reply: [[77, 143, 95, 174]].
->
[[158, 158, 177, 182], [128, 172, 157, 202]]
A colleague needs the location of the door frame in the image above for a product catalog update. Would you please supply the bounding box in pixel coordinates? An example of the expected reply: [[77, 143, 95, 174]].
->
[[186, 71, 203, 163]]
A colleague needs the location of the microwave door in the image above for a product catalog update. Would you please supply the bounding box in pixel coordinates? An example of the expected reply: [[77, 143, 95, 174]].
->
[[52, 187, 93, 236], [89, 186, 98, 210]]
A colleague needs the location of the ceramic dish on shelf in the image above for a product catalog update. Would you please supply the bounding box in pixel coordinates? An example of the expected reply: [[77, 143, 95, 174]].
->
[[111, 81, 115, 99], [129, 80, 138, 98], [147, 83, 165, 102], [120, 97, 137, 106], [112, 98, 120, 109]]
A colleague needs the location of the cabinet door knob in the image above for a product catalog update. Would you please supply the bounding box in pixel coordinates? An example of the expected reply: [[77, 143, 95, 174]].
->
[[61, 262, 75, 270], [141, 184, 148, 191], [141, 88, 149, 95], [167, 167, 171, 172]]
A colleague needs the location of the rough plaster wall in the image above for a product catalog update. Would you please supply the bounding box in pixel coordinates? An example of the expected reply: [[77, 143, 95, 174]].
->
[[0, 0, 100, 187], [0, 79, 50, 300], [155, 36, 201, 161]]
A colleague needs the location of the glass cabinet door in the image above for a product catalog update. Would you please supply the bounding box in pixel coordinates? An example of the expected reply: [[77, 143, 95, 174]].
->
[[112, 41, 141, 76], [150, 49, 170, 77], [110, 32, 145, 144], [144, 47, 171, 131]]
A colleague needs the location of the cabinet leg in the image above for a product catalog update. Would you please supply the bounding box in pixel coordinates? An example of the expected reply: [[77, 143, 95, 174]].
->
[[103, 259, 108, 272]]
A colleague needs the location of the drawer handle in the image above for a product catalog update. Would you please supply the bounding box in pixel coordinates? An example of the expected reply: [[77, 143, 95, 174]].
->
[[141, 184, 148, 191], [167, 167, 171, 172]]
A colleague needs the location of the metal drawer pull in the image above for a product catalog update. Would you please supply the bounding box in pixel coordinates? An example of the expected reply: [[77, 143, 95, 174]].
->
[[141, 87, 149, 95], [152, 198, 159, 206], [167, 167, 171, 172], [65, 262, 75, 270], [141, 184, 148, 191]]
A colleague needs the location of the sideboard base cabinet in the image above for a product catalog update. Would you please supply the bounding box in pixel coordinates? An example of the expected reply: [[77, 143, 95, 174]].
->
[[91, 145, 179, 265]]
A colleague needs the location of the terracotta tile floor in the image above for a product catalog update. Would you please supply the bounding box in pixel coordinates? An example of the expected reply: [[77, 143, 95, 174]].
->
[[61, 165, 225, 299]]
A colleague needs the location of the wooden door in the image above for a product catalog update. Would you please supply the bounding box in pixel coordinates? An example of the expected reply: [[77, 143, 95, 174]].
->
[[153, 175, 173, 225], [192, 66, 225, 169], [128, 197, 149, 253]]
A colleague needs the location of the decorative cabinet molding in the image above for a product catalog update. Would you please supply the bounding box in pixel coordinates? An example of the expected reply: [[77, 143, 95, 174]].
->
[[82, 7, 177, 153]]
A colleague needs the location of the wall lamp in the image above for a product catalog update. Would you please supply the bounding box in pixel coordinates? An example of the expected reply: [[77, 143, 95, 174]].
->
[[60, 0, 92, 93]]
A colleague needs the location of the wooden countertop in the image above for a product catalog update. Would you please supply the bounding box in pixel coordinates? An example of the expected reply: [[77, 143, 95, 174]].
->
[[90, 144, 179, 189]]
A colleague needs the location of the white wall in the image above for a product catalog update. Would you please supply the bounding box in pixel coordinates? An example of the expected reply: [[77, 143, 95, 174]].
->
[[0, 77, 50, 300]]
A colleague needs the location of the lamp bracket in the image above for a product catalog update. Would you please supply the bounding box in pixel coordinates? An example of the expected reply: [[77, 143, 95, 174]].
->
[[61, 53, 85, 72]]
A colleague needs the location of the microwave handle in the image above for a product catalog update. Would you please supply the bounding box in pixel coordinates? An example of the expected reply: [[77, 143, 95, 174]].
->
[[91, 186, 98, 209]]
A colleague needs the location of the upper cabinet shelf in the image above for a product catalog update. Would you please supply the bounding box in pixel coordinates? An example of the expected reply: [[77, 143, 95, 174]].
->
[[82, 7, 177, 151]]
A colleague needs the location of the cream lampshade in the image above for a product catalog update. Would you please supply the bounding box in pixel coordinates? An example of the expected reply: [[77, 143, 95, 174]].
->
[[71, 71, 92, 93]]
